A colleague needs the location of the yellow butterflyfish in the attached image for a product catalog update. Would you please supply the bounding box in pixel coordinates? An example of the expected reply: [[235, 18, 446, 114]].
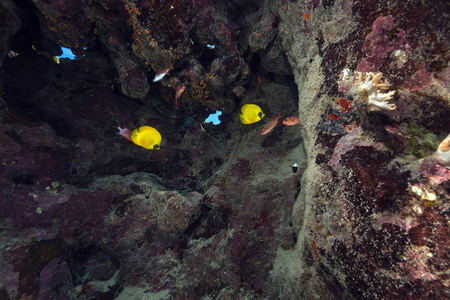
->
[[239, 104, 265, 124], [116, 125, 162, 150]]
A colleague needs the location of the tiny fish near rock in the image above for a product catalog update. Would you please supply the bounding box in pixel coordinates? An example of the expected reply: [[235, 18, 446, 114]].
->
[[175, 85, 186, 100], [282, 116, 300, 126], [260, 112, 281, 135]]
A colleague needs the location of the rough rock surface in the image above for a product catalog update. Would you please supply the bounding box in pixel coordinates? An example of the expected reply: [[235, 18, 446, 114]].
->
[[0, 0, 448, 299]]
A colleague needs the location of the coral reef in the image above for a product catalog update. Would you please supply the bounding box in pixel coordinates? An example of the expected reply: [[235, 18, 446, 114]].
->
[[0, 0, 449, 299]]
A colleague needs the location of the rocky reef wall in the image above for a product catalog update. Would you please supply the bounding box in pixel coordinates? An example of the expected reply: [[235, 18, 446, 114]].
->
[[272, 0, 449, 298]]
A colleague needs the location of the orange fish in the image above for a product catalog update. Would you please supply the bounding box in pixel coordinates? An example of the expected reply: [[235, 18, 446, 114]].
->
[[282, 116, 300, 126], [260, 112, 281, 135], [175, 85, 186, 100], [257, 75, 263, 86]]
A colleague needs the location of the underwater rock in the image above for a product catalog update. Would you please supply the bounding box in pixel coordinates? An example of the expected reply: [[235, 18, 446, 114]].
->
[[209, 56, 250, 90], [36, 259, 72, 300], [0, 0, 448, 299], [155, 191, 202, 234], [260, 37, 291, 74], [0, 0, 21, 68], [248, 7, 277, 52], [117, 65, 150, 99]]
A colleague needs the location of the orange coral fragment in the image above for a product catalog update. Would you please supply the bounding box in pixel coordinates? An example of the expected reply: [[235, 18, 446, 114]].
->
[[311, 241, 319, 260], [327, 114, 339, 121], [335, 98, 352, 112]]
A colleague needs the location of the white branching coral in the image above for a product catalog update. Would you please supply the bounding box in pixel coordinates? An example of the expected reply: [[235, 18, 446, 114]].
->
[[346, 72, 398, 138], [436, 133, 450, 165], [358, 72, 396, 111]]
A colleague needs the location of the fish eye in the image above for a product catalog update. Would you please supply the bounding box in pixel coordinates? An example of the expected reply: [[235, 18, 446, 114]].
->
[[258, 112, 262, 118], [153, 144, 159, 150]]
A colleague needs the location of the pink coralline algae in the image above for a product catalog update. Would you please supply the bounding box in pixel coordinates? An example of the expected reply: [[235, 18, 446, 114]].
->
[[402, 69, 433, 91], [419, 157, 450, 186], [401, 61, 450, 93], [358, 15, 409, 72]]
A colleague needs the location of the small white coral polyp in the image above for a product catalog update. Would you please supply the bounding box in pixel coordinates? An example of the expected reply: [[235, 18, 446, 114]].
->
[[436, 133, 450, 165], [358, 72, 396, 111]]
